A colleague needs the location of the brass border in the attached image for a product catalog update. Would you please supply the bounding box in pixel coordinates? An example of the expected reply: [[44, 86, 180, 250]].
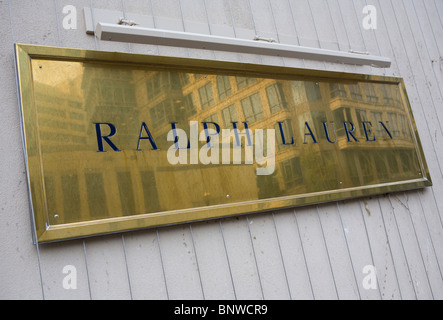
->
[[15, 44, 432, 243]]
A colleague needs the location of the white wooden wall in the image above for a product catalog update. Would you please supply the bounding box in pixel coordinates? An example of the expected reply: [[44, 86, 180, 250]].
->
[[1, 0, 443, 300]]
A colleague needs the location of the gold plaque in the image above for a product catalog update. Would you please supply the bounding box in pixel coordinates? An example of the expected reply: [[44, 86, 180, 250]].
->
[[15, 44, 431, 243]]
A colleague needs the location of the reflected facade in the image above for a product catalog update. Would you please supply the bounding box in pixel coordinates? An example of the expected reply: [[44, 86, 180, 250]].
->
[[31, 58, 422, 227]]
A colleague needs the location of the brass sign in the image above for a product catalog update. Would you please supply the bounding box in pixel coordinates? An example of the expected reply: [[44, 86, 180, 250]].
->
[[15, 44, 431, 243]]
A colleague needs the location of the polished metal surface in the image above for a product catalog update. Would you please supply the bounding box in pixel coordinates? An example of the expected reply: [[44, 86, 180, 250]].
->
[[15, 44, 431, 243]]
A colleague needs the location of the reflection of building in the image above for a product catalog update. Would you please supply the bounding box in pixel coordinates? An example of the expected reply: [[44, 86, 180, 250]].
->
[[34, 60, 421, 226], [319, 81, 419, 187], [34, 80, 86, 154]]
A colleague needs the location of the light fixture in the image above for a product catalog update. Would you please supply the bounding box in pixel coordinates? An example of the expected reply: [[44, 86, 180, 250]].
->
[[94, 22, 391, 68]]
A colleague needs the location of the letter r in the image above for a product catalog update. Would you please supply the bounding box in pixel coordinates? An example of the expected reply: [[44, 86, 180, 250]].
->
[[94, 123, 121, 152]]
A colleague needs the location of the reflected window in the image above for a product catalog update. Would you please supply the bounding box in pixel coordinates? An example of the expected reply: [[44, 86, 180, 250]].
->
[[146, 73, 161, 100], [364, 83, 378, 103], [117, 171, 135, 216], [140, 170, 161, 213], [236, 76, 256, 90], [330, 83, 347, 98], [349, 84, 362, 101], [62, 174, 81, 217], [374, 154, 388, 181], [359, 154, 375, 184], [400, 151, 413, 173], [305, 82, 322, 101], [146, 73, 181, 100], [194, 74, 204, 80], [100, 81, 136, 106], [69, 112, 84, 120], [184, 93, 197, 117], [356, 109, 368, 136], [333, 107, 352, 137], [204, 113, 219, 124], [241, 93, 264, 123], [180, 73, 190, 86], [380, 84, 394, 104], [222, 104, 238, 127], [345, 153, 360, 185], [291, 81, 305, 105], [370, 111, 383, 137], [217, 76, 232, 100], [150, 101, 169, 125], [387, 151, 400, 174], [392, 86, 402, 108], [266, 83, 287, 114], [199, 83, 215, 110], [311, 111, 327, 139], [85, 172, 108, 218], [398, 114, 408, 138], [387, 113, 400, 137], [169, 73, 181, 88], [281, 157, 303, 188]]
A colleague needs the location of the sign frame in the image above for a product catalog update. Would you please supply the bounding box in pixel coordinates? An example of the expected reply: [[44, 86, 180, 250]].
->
[[15, 44, 432, 243]]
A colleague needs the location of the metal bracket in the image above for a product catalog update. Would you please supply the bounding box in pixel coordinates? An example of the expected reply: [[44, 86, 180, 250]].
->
[[118, 17, 138, 26], [253, 35, 276, 43]]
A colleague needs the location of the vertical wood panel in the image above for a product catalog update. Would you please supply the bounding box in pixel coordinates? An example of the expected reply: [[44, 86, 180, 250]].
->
[[353, 0, 385, 77], [226, 0, 261, 64], [149, 0, 187, 57], [84, 235, 132, 300], [294, 207, 339, 300], [201, 0, 241, 62], [389, 193, 434, 299], [247, 0, 284, 66], [378, 195, 418, 299], [91, 0, 128, 52], [38, 241, 92, 300], [409, 190, 443, 299], [123, 230, 169, 300], [359, 197, 402, 299], [316, 203, 362, 300], [265, 0, 304, 69], [155, 225, 204, 300], [272, 210, 314, 300], [179, 0, 214, 60], [220, 217, 263, 300], [123, 0, 158, 55], [0, 1, 44, 300], [374, 6, 443, 300], [190, 220, 237, 300], [384, 0, 443, 279], [247, 213, 291, 300]]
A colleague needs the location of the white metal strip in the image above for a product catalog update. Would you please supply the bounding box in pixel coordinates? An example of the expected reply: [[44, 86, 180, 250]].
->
[[94, 22, 391, 68]]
